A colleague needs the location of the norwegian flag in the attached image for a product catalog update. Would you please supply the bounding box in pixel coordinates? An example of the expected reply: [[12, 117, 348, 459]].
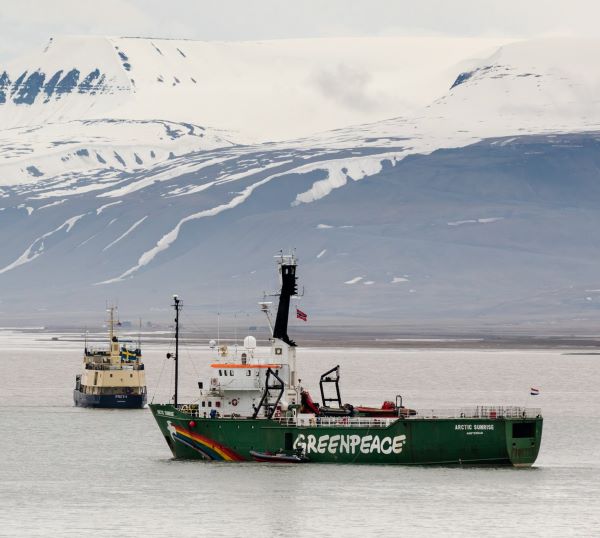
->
[[530, 387, 540, 396], [296, 308, 308, 322]]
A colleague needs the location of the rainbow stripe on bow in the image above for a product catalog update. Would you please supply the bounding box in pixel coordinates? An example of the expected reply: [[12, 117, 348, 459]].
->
[[171, 423, 245, 461]]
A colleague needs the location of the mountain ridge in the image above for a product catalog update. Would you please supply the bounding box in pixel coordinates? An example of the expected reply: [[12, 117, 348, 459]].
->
[[1, 36, 600, 327]]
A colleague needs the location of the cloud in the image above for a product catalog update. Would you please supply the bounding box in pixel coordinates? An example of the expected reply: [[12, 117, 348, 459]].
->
[[2, 0, 152, 28], [1, 0, 600, 63], [311, 63, 376, 112], [0, 0, 155, 62]]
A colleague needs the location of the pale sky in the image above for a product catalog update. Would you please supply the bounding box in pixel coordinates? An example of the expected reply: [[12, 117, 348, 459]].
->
[[1, 0, 599, 62]]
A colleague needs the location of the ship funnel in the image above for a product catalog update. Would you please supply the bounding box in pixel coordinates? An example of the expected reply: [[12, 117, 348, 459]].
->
[[272, 253, 298, 347]]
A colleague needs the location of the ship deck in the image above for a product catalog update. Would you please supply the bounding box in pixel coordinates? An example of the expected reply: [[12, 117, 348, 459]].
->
[[172, 404, 542, 427]]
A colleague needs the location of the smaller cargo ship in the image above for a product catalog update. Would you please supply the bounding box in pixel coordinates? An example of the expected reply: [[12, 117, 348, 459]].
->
[[73, 307, 147, 408]]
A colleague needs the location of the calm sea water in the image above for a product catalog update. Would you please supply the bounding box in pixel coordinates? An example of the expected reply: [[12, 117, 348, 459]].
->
[[0, 330, 599, 537]]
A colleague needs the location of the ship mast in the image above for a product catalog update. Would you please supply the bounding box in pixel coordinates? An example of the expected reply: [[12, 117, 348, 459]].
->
[[108, 306, 115, 344], [107, 306, 120, 364], [173, 295, 181, 407]]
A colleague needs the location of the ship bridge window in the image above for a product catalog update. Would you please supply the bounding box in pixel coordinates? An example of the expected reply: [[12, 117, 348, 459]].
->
[[208, 401, 212, 407], [216, 401, 221, 408], [219, 370, 222, 376], [246, 370, 251, 376], [230, 370, 234, 376], [201, 401, 206, 407]]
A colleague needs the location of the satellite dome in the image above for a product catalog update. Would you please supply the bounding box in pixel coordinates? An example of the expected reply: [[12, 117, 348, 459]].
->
[[243, 335, 257, 349]]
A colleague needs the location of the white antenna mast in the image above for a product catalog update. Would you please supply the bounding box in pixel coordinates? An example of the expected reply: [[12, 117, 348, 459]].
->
[[217, 311, 220, 346], [259, 301, 274, 335]]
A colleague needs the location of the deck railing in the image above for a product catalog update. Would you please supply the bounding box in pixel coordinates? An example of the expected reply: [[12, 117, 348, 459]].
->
[[84, 362, 144, 370], [275, 416, 397, 428], [407, 406, 542, 420], [174, 405, 542, 423]]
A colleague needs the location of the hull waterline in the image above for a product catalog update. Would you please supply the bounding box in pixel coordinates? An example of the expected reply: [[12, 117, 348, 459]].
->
[[74, 390, 146, 409]]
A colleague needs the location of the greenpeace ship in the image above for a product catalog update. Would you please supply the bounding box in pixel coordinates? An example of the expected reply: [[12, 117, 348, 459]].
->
[[149, 254, 542, 465], [73, 307, 147, 408]]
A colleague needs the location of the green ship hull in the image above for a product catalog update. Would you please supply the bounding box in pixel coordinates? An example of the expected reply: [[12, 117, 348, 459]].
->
[[150, 404, 543, 466]]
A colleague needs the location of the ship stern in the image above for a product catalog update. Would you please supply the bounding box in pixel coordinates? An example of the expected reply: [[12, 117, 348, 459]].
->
[[505, 417, 543, 467]]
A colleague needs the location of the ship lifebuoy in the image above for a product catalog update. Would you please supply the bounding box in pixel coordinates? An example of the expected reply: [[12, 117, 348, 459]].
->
[[231, 398, 238, 407], [274, 408, 281, 418]]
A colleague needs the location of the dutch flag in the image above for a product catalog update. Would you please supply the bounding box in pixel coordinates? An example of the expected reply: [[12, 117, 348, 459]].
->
[[530, 387, 540, 396]]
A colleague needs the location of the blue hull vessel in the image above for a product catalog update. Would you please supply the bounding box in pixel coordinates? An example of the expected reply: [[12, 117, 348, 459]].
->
[[73, 389, 146, 409], [73, 306, 147, 410]]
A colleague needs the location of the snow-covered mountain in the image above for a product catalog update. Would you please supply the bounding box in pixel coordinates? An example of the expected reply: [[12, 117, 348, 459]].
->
[[0, 35, 504, 140], [2, 35, 600, 329]]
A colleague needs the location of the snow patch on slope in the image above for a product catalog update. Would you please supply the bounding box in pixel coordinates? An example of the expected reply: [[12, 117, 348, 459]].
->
[[0, 214, 85, 274], [96, 201, 122, 215], [291, 154, 400, 206], [38, 199, 66, 210], [0, 120, 235, 188], [103, 216, 147, 251], [447, 217, 504, 226], [97, 171, 289, 283], [98, 154, 236, 198]]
